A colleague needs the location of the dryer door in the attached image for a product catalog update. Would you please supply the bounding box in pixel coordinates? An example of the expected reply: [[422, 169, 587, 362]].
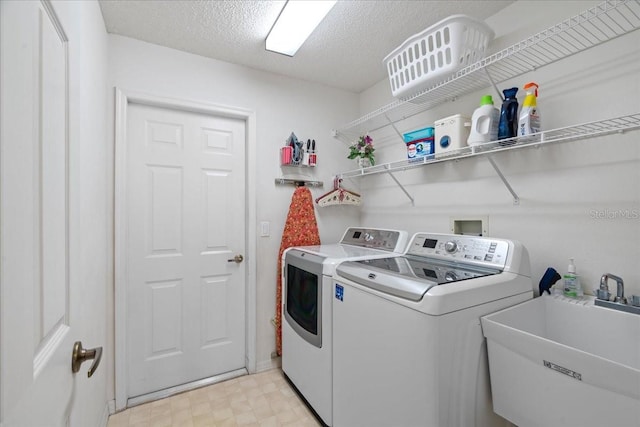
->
[[284, 250, 325, 348]]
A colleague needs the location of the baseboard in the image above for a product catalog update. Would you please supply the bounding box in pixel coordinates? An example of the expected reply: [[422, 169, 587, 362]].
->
[[128, 368, 248, 408], [256, 357, 281, 373], [99, 401, 113, 427]]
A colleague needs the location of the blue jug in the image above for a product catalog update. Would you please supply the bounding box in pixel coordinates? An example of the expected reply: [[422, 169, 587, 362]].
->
[[498, 87, 519, 142]]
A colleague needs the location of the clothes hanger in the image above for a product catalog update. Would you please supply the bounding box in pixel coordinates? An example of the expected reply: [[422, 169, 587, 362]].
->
[[315, 177, 361, 207]]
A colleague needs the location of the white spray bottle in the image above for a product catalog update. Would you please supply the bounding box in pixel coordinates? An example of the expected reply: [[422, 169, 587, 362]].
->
[[518, 82, 540, 136]]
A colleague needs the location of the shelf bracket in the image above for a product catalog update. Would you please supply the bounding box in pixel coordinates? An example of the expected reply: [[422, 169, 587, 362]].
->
[[384, 166, 415, 206], [486, 155, 520, 205], [484, 67, 504, 102], [384, 113, 405, 141]]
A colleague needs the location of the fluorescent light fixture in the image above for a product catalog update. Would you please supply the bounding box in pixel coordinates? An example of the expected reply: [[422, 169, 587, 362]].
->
[[266, 0, 337, 56]]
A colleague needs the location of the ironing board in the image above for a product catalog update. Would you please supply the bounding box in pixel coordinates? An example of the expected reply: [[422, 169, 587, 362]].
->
[[276, 186, 321, 356]]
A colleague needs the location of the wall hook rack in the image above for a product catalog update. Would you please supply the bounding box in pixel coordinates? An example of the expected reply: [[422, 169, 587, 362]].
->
[[275, 178, 324, 187]]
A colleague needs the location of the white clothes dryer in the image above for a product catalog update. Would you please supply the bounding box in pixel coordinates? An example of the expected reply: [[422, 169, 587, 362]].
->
[[282, 227, 408, 426], [332, 232, 533, 427]]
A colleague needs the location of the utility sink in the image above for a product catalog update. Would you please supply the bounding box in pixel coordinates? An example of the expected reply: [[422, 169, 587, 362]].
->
[[481, 295, 640, 427]]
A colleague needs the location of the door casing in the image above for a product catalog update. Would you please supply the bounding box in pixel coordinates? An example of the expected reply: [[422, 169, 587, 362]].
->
[[113, 88, 257, 410]]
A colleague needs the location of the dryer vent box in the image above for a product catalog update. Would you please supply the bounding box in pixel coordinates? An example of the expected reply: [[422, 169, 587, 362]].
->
[[450, 216, 488, 236]]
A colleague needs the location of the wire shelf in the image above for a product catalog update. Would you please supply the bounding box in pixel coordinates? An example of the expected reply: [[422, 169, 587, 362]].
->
[[335, 0, 640, 142], [339, 113, 640, 179]]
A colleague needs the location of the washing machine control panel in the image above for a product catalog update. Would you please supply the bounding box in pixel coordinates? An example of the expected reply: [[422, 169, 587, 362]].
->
[[408, 233, 510, 268], [340, 228, 407, 252]]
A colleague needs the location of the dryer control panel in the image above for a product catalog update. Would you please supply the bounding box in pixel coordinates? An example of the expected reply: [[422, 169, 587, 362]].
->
[[407, 233, 510, 269], [340, 228, 408, 252]]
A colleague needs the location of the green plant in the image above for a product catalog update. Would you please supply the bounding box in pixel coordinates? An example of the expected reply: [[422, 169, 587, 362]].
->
[[347, 135, 375, 165]]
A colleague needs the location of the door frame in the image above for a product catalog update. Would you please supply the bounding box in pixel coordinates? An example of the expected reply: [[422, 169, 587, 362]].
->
[[113, 88, 257, 410]]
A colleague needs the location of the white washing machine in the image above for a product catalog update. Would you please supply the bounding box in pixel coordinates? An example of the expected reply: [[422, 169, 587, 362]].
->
[[332, 232, 532, 427], [282, 227, 408, 426]]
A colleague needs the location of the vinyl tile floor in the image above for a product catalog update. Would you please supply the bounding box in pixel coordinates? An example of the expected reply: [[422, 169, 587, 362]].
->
[[107, 369, 321, 427]]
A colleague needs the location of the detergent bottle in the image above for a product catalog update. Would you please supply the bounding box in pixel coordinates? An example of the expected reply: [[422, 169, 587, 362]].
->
[[498, 87, 519, 142], [518, 82, 540, 136], [467, 95, 500, 145]]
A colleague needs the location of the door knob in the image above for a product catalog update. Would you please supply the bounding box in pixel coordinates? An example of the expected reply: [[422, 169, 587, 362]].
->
[[227, 254, 244, 264], [71, 341, 102, 378]]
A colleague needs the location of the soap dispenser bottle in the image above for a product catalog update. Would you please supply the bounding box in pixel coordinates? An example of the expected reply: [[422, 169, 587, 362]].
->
[[563, 258, 583, 298], [498, 87, 519, 143]]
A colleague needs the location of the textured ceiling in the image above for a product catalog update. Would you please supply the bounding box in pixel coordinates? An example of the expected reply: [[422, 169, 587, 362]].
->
[[99, 0, 513, 93]]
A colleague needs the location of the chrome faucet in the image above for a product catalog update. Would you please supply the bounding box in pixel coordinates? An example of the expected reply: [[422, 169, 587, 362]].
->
[[595, 273, 640, 315], [599, 273, 626, 304]]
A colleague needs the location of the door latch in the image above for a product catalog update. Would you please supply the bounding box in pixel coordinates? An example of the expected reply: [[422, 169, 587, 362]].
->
[[227, 254, 244, 264], [71, 341, 103, 378]]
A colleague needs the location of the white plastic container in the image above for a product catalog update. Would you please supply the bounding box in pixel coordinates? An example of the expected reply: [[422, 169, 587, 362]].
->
[[434, 114, 471, 157], [467, 95, 500, 145], [384, 15, 494, 100]]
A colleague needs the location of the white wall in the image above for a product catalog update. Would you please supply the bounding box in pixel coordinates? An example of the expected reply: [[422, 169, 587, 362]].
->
[[52, 1, 111, 425], [106, 35, 360, 384], [356, 1, 640, 296]]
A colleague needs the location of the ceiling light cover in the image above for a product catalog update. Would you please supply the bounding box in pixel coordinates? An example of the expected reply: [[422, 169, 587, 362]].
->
[[266, 0, 337, 56]]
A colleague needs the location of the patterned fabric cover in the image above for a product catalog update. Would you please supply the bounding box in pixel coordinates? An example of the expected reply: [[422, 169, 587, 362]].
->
[[276, 186, 321, 356]]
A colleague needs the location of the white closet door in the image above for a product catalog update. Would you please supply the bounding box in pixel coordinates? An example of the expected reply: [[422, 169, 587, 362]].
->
[[126, 103, 246, 398]]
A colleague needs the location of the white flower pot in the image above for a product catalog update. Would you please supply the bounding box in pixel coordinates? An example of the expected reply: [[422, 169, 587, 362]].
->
[[357, 157, 371, 168]]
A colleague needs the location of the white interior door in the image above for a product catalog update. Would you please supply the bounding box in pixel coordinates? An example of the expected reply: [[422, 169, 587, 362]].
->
[[125, 103, 247, 399], [0, 1, 81, 425]]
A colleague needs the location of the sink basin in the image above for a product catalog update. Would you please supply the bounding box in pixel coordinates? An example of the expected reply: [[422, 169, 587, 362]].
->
[[481, 295, 640, 427]]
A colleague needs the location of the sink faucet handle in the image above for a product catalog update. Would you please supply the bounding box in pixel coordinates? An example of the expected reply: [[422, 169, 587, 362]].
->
[[595, 288, 611, 301], [614, 294, 627, 304]]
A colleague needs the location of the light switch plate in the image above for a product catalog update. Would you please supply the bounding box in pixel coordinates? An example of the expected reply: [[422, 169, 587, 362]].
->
[[260, 221, 270, 237]]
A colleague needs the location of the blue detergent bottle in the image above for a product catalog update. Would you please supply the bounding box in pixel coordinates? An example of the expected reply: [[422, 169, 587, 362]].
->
[[498, 87, 519, 142]]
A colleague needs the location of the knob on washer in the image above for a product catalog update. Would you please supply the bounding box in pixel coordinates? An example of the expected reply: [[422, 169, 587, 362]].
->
[[444, 241, 458, 253], [445, 271, 458, 282]]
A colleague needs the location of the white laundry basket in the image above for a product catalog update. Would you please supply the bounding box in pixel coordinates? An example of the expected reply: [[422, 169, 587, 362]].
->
[[384, 15, 494, 100]]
